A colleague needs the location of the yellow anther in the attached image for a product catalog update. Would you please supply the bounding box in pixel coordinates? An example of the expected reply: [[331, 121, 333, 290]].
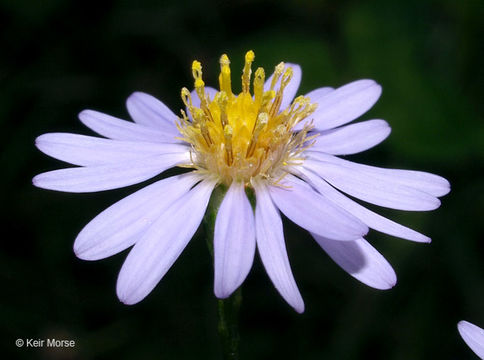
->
[[280, 67, 293, 90], [270, 62, 285, 91], [242, 50, 255, 93], [181, 87, 193, 109], [215, 91, 229, 128], [254, 112, 269, 132], [253, 67, 265, 105], [192, 108, 206, 124], [247, 112, 269, 158], [261, 90, 275, 111], [219, 54, 232, 96], [200, 122, 212, 146], [192, 60, 203, 80], [224, 124, 233, 165]]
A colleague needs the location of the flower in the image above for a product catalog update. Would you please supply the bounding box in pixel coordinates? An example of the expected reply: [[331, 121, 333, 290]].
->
[[458, 321, 484, 359], [33, 51, 450, 312]]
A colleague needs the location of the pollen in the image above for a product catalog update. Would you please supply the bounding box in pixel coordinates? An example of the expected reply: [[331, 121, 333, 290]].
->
[[177, 51, 317, 186]]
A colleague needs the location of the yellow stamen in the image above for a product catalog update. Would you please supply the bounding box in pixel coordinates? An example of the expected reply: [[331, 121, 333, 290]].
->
[[224, 125, 233, 165], [253, 67, 265, 106], [219, 54, 232, 97], [242, 50, 255, 94]]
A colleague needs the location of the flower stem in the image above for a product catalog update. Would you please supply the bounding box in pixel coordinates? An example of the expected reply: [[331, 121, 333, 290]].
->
[[203, 185, 242, 359], [217, 288, 242, 360]]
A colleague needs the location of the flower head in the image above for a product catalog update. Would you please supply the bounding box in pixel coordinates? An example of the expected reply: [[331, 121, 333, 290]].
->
[[458, 320, 484, 359], [34, 51, 450, 312]]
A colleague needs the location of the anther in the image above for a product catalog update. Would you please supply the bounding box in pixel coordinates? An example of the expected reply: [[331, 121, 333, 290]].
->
[[219, 54, 232, 96], [246, 112, 268, 158], [253, 67, 265, 105], [200, 122, 212, 146], [270, 62, 285, 91], [242, 50, 255, 94], [224, 125, 234, 165], [215, 91, 229, 128]]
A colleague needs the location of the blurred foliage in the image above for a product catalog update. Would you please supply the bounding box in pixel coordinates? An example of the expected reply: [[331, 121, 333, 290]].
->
[[1, 0, 483, 359]]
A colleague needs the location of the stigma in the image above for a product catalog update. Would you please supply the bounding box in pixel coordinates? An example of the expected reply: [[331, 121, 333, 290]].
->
[[177, 51, 317, 186]]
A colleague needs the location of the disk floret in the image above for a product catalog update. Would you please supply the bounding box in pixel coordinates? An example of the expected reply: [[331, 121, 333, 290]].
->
[[177, 51, 317, 186]]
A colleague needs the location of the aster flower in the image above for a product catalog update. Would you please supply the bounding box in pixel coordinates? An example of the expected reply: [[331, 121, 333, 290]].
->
[[458, 320, 484, 359], [33, 51, 450, 313]]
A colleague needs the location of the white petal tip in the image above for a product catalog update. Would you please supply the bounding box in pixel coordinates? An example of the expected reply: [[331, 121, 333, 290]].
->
[[118, 295, 138, 306], [32, 175, 46, 189], [293, 302, 305, 314], [78, 109, 93, 121], [73, 246, 99, 261], [370, 277, 397, 290], [116, 286, 143, 306], [214, 289, 232, 299], [458, 320, 484, 358]]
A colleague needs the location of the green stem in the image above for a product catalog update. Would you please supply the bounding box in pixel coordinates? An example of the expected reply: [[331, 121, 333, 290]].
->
[[217, 289, 242, 360], [203, 185, 242, 360]]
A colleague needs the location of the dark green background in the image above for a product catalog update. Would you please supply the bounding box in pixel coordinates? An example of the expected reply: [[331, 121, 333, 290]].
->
[[2, 0, 483, 359]]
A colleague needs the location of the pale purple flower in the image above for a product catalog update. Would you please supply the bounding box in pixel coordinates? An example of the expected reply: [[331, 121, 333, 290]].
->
[[458, 320, 484, 359], [33, 51, 450, 312]]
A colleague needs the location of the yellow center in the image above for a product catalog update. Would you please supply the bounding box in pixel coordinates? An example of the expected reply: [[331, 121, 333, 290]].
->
[[177, 51, 317, 186]]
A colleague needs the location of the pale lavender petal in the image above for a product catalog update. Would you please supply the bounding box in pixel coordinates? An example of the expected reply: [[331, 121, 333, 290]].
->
[[312, 234, 397, 290], [32, 152, 189, 193], [35, 133, 189, 166], [307, 152, 450, 197], [298, 167, 430, 243], [74, 173, 201, 260], [79, 110, 178, 143], [310, 119, 391, 155], [269, 174, 368, 241], [126, 92, 179, 133], [253, 179, 304, 313], [304, 87, 335, 102], [458, 320, 484, 359], [214, 181, 256, 298], [264, 63, 302, 111], [310, 79, 382, 131], [304, 158, 441, 211], [116, 179, 216, 305]]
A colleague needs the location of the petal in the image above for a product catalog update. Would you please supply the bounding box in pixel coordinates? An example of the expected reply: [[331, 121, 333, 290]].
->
[[35, 133, 189, 166], [310, 79, 382, 131], [264, 63, 302, 111], [74, 173, 201, 260], [269, 174, 368, 241], [116, 179, 216, 305], [305, 158, 441, 211], [32, 152, 189, 193], [214, 181, 256, 298], [307, 152, 450, 197], [310, 119, 391, 155], [253, 179, 304, 313], [126, 92, 179, 132], [304, 87, 335, 102], [79, 110, 178, 143], [458, 320, 484, 359], [312, 234, 397, 290], [298, 167, 430, 243]]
